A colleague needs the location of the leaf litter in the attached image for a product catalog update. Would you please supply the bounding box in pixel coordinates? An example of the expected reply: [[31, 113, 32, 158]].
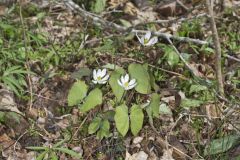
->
[[0, 0, 240, 159]]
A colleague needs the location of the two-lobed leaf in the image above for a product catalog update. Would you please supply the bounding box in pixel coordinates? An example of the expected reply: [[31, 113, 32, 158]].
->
[[88, 117, 102, 134], [97, 119, 110, 140], [128, 63, 151, 94], [148, 93, 160, 117], [68, 81, 88, 106], [80, 88, 102, 113], [109, 68, 125, 102], [114, 104, 129, 136], [130, 105, 144, 136]]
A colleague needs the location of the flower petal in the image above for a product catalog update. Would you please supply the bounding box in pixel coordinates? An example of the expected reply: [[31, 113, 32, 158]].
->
[[127, 83, 137, 90], [93, 69, 97, 80], [128, 79, 136, 86], [140, 37, 145, 45], [145, 37, 158, 46], [121, 75, 125, 84], [118, 79, 123, 87], [97, 69, 101, 77], [145, 31, 151, 40], [92, 80, 98, 84], [101, 74, 109, 81], [136, 33, 142, 43], [124, 74, 129, 82], [98, 80, 107, 84], [100, 68, 107, 77], [124, 86, 129, 90]]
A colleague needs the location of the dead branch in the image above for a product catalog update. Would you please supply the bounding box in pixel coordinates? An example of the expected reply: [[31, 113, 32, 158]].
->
[[225, 55, 240, 63], [132, 29, 209, 45], [165, 37, 200, 77], [63, 0, 210, 46], [206, 0, 224, 96], [176, 0, 189, 11]]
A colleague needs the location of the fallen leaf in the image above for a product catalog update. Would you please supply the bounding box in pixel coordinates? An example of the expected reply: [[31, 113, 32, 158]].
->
[[160, 149, 175, 160], [125, 151, 148, 160], [133, 136, 143, 144]]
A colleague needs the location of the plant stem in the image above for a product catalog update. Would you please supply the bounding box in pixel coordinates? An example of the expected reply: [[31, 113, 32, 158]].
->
[[206, 0, 224, 96], [119, 90, 126, 105]]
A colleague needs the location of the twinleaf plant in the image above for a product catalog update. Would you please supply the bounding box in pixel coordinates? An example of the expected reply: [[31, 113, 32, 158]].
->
[[67, 32, 163, 139], [67, 63, 164, 138]]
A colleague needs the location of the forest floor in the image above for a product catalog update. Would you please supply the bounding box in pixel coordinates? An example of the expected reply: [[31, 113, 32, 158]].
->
[[0, 0, 240, 159]]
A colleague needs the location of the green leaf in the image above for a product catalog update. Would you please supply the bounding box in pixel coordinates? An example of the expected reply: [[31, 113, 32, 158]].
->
[[54, 147, 82, 159], [189, 84, 208, 94], [68, 81, 88, 106], [119, 19, 132, 28], [36, 150, 48, 160], [80, 88, 102, 113], [50, 152, 58, 160], [71, 68, 91, 79], [109, 68, 125, 102], [97, 119, 110, 140], [114, 104, 129, 136], [163, 46, 179, 66], [94, 39, 115, 53], [26, 146, 48, 151], [130, 105, 144, 136], [102, 63, 121, 70], [159, 103, 172, 115], [0, 112, 5, 123], [149, 72, 159, 91], [148, 93, 160, 117], [180, 98, 203, 108], [204, 135, 240, 156], [92, 0, 106, 13], [128, 63, 151, 94], [88, 117, 102, 134]]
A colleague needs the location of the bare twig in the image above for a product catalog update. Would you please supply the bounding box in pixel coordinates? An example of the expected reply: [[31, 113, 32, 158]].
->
[[165, 37, 200, 77], [206, 0, 224, 96], [225, 55, 240, 63], [120, 57, 188, 79], [131, 29, 209, 45], [176, 0, 189, 11], [13, 130, 28, 151], [63, 0, 210, 46]]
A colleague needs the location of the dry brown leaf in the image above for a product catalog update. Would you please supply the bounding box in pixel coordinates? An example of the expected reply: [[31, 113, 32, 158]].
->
[[125, 151, 148, 160], [202, 104, 222, 120], [108, 0, 127, 9], [124, 2, 139, 16], [160, 149, 175, 160], [137, 8, 157, 22], [155, 2, 177, 17], [0, 89, 23, 115], [0, 5, 7, 15], [133, 136, 143, 144]]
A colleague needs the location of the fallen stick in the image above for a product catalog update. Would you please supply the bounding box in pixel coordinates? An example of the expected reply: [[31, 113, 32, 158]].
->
[[63, 0, 210, 46], [131, 29, 209, 45], [225, 55, 240, 63]]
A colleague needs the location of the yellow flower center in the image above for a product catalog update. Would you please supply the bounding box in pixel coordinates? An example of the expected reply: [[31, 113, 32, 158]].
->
[[97, 76, 101, 81], [144, 38, 149, 44], [124, 82, 129, 87]]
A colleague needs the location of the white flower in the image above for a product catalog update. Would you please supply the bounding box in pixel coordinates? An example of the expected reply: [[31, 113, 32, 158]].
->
[[92, 69, 109, 84], [136, 31, 158, 46], [118, 74, 137, 90]]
